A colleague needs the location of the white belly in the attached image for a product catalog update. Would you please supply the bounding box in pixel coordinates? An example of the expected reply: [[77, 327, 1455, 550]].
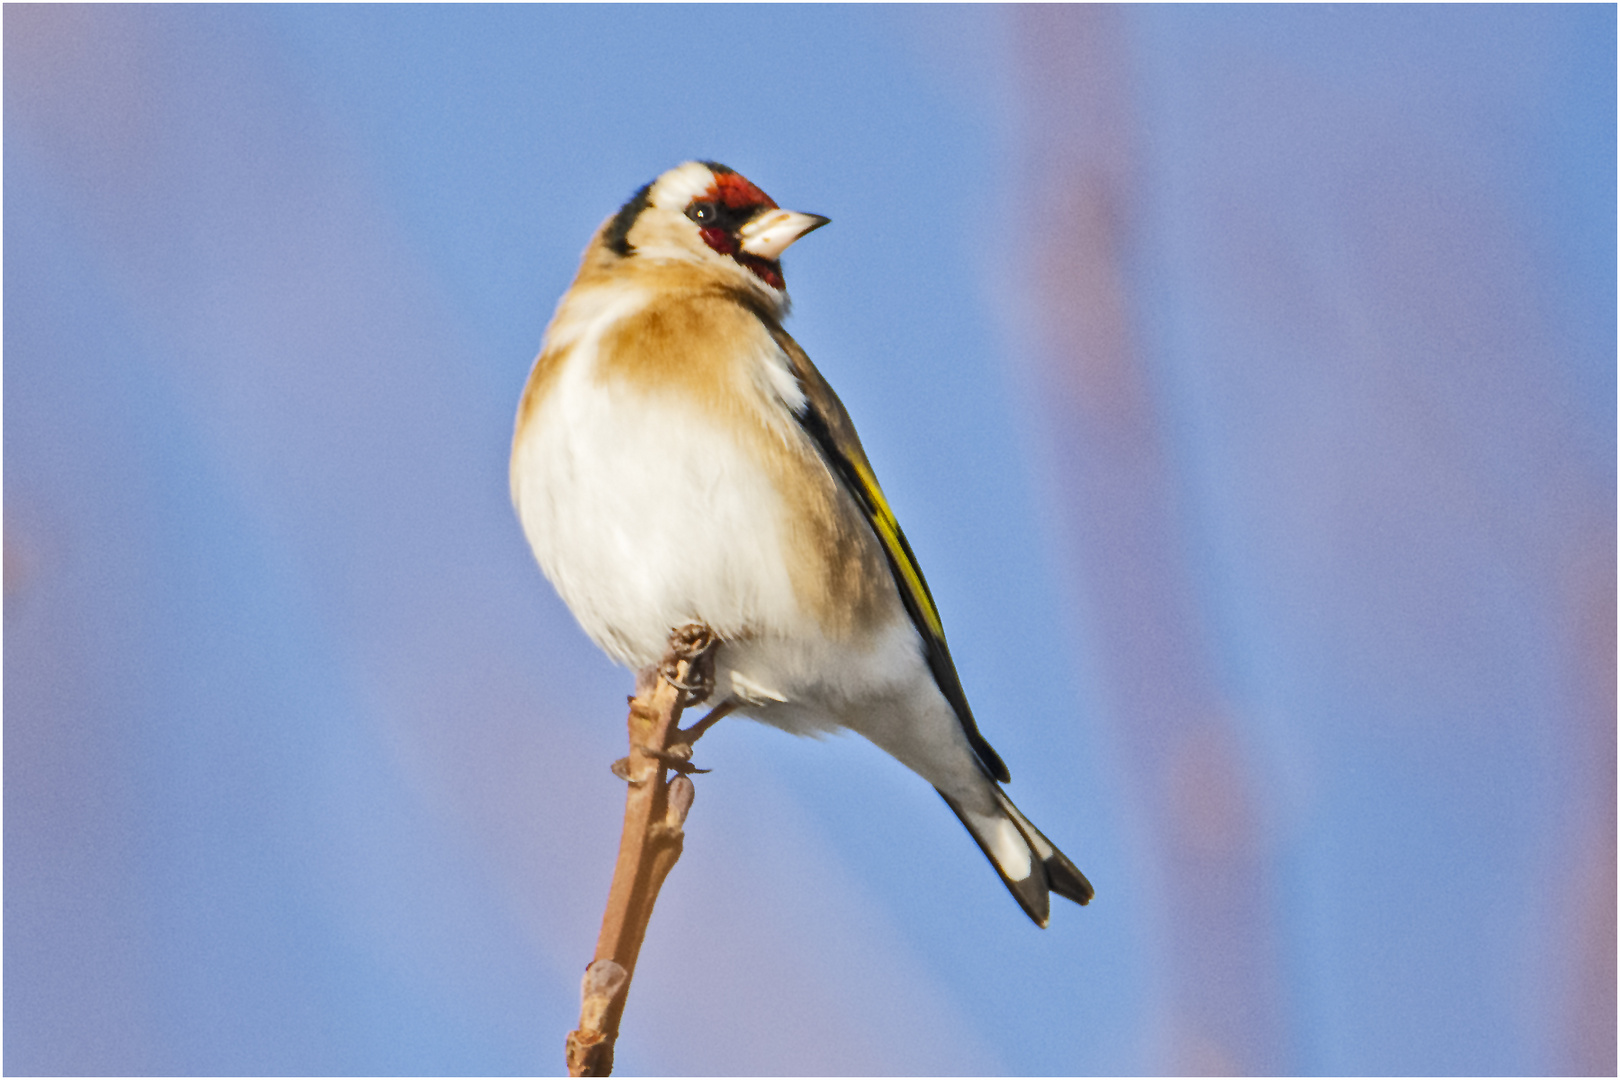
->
[[512, 351, 808, 670]]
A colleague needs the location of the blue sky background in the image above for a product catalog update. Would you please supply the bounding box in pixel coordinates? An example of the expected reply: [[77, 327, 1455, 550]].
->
[[6, 5, 1613, 1075]]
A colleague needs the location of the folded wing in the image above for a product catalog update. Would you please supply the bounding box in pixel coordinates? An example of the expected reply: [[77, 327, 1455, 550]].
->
[[764, 319, 1010, 783]]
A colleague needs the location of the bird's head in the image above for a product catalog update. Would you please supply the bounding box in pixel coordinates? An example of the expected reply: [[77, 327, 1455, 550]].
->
[[598, 161, 828, 293]]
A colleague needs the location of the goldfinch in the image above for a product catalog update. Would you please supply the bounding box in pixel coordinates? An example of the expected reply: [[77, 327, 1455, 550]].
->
[[511, 161, 1092, 925]]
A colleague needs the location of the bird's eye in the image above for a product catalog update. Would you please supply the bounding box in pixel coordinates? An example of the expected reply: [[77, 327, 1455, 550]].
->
[[687, 202, 718, 225]]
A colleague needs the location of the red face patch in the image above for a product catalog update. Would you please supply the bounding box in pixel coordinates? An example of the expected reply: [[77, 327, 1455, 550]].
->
[[697, 225, 736, 255], [691, 167, 787, 290]]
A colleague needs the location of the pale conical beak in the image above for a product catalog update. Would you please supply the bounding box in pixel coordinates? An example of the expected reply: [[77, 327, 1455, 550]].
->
[[737, 209, 830, 260]]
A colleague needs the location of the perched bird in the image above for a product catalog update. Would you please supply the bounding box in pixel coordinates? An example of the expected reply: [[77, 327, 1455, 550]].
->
[[511, 160, 1092, 925]]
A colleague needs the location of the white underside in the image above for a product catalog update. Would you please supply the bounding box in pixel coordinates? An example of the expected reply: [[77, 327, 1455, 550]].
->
[[515, 367, 801, 668]]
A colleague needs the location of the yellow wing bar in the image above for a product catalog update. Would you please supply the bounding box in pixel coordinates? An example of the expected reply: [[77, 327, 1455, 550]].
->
[[848, 457, 945, 640]]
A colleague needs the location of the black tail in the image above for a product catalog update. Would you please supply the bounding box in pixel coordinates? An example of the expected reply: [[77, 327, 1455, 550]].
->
[[939, 788, 1093, 927]]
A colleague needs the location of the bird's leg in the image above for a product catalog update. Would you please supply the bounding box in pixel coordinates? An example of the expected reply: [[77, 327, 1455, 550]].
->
[[643, 702, 735, 778], [654, 624, 730, 771], [676, 700, 735, 746], [613, 701, 715, 779], [612, 624, 722, 782]]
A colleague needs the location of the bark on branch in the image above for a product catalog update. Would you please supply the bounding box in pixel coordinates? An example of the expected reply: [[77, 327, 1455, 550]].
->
[[565, 623, 722, 1077]]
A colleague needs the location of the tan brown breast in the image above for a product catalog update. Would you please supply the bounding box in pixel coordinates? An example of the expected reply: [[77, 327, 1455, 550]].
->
[[587, 270, 899, 644]]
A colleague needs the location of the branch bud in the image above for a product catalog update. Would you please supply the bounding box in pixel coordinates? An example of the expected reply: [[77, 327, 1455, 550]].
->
[[578, 959, 628, 1033]]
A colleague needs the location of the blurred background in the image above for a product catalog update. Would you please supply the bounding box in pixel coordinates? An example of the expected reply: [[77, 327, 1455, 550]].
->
[[5, 5, 1613, 1075]]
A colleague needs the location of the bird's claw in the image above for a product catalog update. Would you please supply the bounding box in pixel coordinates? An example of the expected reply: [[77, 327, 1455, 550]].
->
[[658, 623, 719, 698], [612, 746, 711, 783], [659, 670, 711, 694], [645, 744, 712, 776]]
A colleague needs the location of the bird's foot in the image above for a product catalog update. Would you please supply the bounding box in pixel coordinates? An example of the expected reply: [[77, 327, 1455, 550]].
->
[[610, 745, 710, 783], [643, 742, 712, 776], [610, 625, 724, 785], [658, 623, 719, 698]]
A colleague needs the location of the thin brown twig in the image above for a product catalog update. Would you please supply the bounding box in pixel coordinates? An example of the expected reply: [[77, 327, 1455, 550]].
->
[[565, 624, 720, 1077]]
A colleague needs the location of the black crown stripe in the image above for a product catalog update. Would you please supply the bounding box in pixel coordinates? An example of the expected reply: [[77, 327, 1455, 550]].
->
[[603, 181, 653, 257]]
